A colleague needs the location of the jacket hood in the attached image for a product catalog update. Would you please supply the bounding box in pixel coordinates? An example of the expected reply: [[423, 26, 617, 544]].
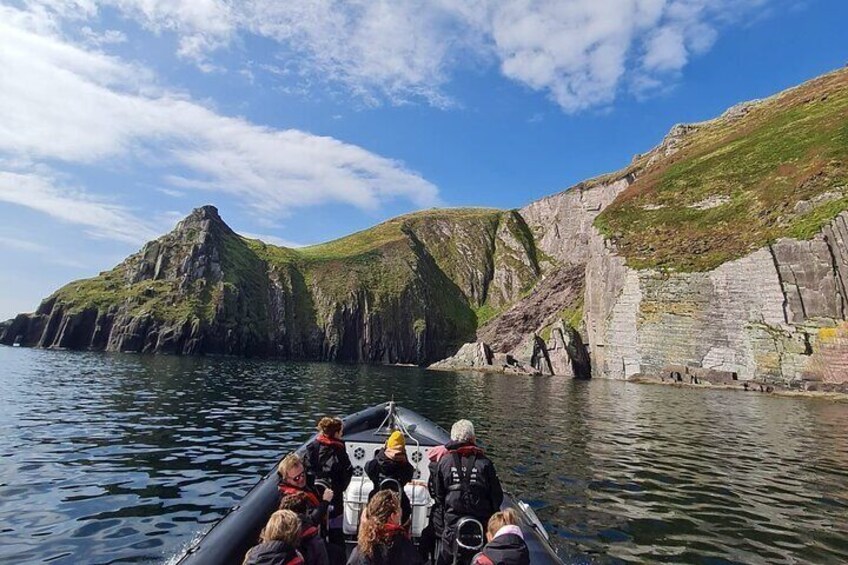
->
[[378, 447, 408, 464], [244, 540, 302, 565], [445, 441, 485, 456], [427, 445, 449, 462], [482, 532, 530, 565]]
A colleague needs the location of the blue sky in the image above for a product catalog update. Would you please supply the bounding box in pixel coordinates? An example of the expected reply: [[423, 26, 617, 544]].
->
[[1, 0, 846, 319]]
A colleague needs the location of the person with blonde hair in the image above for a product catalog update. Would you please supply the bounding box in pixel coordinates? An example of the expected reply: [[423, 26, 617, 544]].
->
[[278, 453, 333, 530], [471, 509, 529, 565], [242, 509, 304, 565], [347, 491, 423, 565], [364, 430, 415, 524], [303, 417, 354, 550]]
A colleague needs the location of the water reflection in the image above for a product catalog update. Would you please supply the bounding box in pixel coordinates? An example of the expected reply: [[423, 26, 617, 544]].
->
[[1, 347, 847, 564]]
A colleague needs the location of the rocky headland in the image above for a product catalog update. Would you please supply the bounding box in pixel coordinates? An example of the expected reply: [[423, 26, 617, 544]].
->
[[3, 67, 848, 388]]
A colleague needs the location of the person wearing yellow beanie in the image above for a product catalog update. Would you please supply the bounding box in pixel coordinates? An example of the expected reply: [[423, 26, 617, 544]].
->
[[365, 430, 415, 525], [385, 430, 405, 454]]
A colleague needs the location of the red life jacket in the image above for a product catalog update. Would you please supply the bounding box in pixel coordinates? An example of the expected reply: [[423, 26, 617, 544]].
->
[[301, 524, 319, 540], [316, 434, 345, 450], [384, 522, 410, 539], [278, 484, 320, 508], [451, 445, 485, 457], [472, 554, 494, 565]]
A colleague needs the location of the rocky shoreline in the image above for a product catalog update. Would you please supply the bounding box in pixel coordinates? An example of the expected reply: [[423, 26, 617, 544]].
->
[[627, 362, 848, 398], [627, 374, 848, 401]]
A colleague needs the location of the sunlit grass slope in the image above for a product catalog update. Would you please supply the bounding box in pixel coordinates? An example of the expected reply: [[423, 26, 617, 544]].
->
[[596, 67, 848, 271]]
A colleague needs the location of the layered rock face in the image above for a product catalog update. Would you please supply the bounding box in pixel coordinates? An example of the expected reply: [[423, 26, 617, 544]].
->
[[578, 68, 848, 385], [520, 176, 632, 267], [584, 213, 848, 383]]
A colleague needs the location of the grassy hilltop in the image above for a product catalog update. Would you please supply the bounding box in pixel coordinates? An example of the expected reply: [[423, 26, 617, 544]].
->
[[596, 67, 848, 271]]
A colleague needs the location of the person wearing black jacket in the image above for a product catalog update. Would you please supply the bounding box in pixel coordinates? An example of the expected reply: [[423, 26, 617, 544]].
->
[[431, 420, 503, 565], [280, 492, 330, 565], [303, 417, 354, 520], [278, 453, 333, 530], [303, 417, 354, 554], [242, 509, 304, 565], [365, 430, 415, 524], [471, 509, 530, 565], [347, 490, 423, 565]]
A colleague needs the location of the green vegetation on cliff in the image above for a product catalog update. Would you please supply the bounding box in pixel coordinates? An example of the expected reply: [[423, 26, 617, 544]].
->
[[52, 207, 271, 335], [40, 204, 544, 360], [596, 68, 848, 271], [250, 207, 510, 306]]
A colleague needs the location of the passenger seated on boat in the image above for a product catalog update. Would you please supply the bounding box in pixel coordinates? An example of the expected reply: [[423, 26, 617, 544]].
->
[[430, 420, 504, 565], [364, 430, 415, 525], [242, 509, 304, 565], [278, 453, 334, 529], [347, 490, 424, 565], [471, 509, 530, 565], [280, 493, 330, 565]]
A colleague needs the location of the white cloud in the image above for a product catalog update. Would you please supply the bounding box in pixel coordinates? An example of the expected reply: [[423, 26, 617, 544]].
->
[[0, 4, 440, 226], [240, 0, 473, 107], [156, 188, 186, 198], [79, 25, 127, 46], [0, 236, 49, 253], [106, 0, 235, 64], [0, 171, 159, 244], [484, 0, 769, 111], [642, 26, 688, 72], [37, 0, 774, 111]]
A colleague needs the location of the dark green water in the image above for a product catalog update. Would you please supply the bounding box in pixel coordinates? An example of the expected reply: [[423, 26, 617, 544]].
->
[[1, 347, 847, 564]]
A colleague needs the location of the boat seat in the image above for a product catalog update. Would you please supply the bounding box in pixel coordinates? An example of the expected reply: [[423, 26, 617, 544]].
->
[[343, 477, 374, 535], [343, 477, 433, 537]]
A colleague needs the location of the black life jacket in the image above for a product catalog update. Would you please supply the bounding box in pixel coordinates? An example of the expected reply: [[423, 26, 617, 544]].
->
[[445, 448, 492, 518], [348, 525, 422, 565]]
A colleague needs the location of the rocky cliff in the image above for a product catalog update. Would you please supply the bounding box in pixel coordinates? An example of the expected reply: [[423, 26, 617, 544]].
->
[[581, 68, 848, 385], [0, 206, 542, 365], [3, 67, 848, 385]]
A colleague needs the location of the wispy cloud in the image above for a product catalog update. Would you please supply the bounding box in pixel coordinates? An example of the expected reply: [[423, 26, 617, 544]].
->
[[79, 26, 127, 47], [40, 0, 776, 112], [0, 4, 440, 230], [0, 236, 49, 253], [102, 0, 235, 65], [156, 188, 186, 198], [0, 171, 159, 244]]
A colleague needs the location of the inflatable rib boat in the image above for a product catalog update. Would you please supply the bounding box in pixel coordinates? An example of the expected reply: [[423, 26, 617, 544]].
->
[[173, 402, 564, 564]]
